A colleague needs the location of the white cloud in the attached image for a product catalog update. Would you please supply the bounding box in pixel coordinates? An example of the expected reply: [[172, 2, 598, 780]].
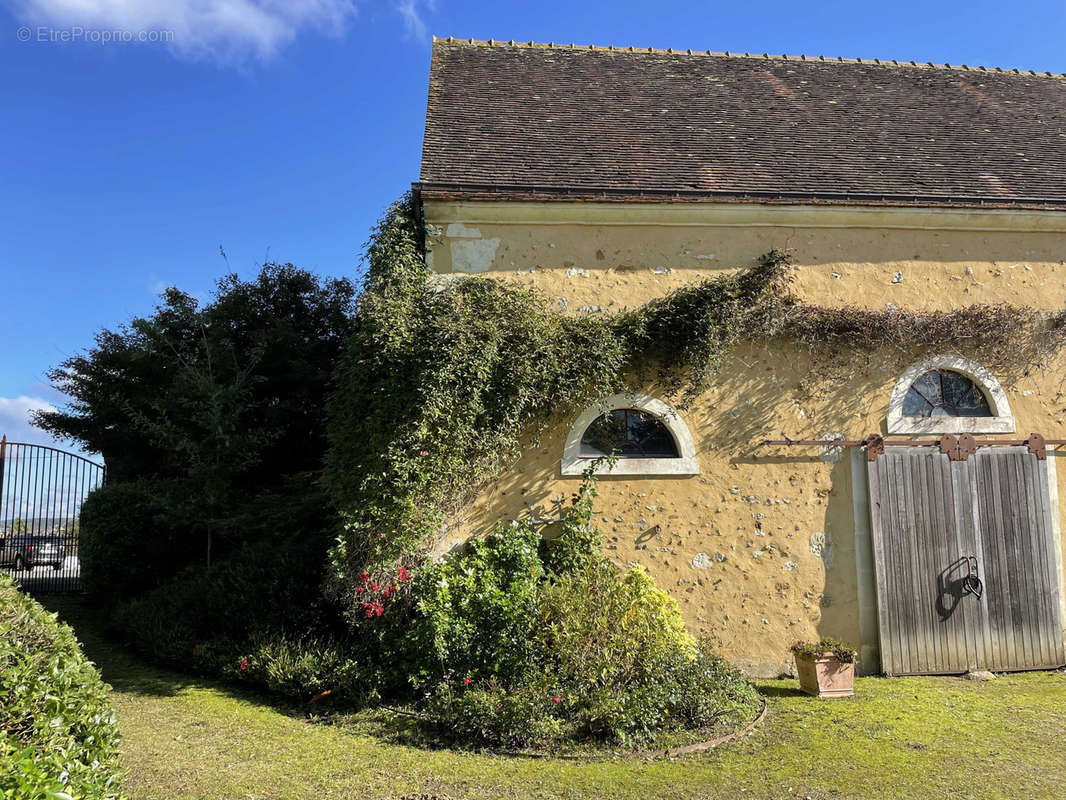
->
[[11, 0, 360, 61], [0, 395, 57, 446], [395, 0, 427, 41]]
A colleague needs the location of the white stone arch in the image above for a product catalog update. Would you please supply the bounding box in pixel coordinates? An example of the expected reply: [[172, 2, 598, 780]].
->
[[561, 393, 699, 476], [887, 354, 1015, 434]]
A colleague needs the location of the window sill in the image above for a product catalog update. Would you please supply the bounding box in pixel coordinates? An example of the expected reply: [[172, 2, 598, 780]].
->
[[560, 456, 700, 476], [885, 415, 1016, 435]]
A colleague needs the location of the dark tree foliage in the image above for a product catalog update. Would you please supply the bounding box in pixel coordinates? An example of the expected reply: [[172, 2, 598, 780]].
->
[[35, 263, 356, 485]]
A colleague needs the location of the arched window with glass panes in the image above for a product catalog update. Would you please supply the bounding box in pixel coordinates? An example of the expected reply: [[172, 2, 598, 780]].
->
[[888, 355, 1014, 434], [562, 394, 699, 476]]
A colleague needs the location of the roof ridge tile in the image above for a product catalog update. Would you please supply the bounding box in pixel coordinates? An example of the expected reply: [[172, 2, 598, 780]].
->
[[431, 36, 1065, 78]]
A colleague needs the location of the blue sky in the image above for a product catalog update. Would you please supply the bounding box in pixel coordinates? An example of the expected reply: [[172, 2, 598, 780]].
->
[[1, 0, 1065, 448]]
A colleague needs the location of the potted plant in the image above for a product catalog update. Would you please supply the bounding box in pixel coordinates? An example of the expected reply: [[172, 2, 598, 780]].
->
[[791, 638, 857, 698]]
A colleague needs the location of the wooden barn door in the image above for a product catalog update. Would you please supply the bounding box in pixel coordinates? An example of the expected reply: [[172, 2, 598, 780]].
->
[[971, 447, 1066, 671], [868, 445, 1065, 675]]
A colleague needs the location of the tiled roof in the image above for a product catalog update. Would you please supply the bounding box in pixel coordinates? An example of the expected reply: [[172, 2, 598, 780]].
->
[[418, 39, 1066, 209]]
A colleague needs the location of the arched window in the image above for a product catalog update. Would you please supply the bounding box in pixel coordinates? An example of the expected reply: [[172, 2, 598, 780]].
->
[[902, 370, 992, 419], [579, 409, 680, 458], [888, 355, 1014, 434], [562, 394, 699, 476]]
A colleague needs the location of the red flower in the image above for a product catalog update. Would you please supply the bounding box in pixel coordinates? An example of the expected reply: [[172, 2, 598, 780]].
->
[[463, 676, 472, 685], [371, 583, 378, 592], [374, 606, 383, 617], [240, 658, 248, 671], [552, 695, 560, 704], [398, 567, 409, 582], [360, 572, 369, 583], [356, 585, 364, 594]]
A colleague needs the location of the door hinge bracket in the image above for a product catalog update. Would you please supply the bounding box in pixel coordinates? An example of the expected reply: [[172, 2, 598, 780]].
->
[[1028, 432, 1047, 460], [941, 433, 977, 461], [864, 433, 884, 461]]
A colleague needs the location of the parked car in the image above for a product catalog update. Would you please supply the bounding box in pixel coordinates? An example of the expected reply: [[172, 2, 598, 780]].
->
[[0, 534, 66, 571]]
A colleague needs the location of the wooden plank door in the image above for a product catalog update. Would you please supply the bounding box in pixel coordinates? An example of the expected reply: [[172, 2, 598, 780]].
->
[[868, 448, 982, 675], [971, 447, 1066, 671], [868, 445, 1066, 675]]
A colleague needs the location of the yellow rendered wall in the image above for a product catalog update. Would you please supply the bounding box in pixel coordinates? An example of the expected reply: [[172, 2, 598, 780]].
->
[[423, 199, 1066, 676]]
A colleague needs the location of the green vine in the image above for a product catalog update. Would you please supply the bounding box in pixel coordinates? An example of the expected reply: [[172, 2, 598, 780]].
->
[[324, 194, 1066, 620]]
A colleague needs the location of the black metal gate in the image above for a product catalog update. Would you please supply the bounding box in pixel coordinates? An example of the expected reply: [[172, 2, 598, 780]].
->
[[0, 436, 105, 592]]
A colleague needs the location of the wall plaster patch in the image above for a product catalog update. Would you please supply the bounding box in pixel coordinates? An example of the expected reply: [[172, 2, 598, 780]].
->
[[451, 237, 501, 273]]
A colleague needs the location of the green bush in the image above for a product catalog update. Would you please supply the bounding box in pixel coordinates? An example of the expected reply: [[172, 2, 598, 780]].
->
[[82, 472, 337, 611], [112, 583, 366, 704], [398, 474, 761, 749], [403, 521, 545, 691], [107, 491, 362, 704], [0, 574, 124, 799], [535, 563, 757, 744], [232, 631, 365, 700], [79, 479, 196, 607], [420, 557, 760, 749], [86, 473, 356, 703]]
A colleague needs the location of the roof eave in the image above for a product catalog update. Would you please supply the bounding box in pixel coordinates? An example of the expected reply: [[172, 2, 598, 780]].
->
[[415, 181, 1066, 212]]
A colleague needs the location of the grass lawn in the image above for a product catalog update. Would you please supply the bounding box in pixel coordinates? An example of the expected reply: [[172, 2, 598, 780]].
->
[[43, 596, 1066, 800]]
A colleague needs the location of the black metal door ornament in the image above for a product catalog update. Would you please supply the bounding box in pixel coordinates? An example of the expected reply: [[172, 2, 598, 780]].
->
[[962, 555, 983, 600]]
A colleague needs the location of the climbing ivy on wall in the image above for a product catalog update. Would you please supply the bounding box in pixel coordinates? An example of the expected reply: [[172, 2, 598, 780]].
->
[[324, 193, 1066, 619]]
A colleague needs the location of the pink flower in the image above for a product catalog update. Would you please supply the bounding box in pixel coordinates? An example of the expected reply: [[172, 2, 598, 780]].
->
[[420, 450, 429, 456]]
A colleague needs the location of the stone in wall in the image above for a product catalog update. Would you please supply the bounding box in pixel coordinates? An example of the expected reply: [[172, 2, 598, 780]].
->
[[809, 530, 833, 569]]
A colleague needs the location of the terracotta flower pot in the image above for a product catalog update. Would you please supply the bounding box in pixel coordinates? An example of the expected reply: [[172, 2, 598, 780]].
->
[[794, 652, 855, 698]]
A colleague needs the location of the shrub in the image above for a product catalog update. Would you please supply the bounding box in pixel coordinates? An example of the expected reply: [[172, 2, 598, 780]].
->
[[114, 521, 336, 639], [111, 527, 345, 665], [0, 574, 124, 799], [37, 264, 358, 699], [401, 521, 545, 691], [107, 490, 362, 704], [535, 563, 700, 742], [232, 631, 366, 700], [112, 585, 366, 704], [422, 675, 564, 750], [79, 479, 195, 607], [399, 473, 762, 749]]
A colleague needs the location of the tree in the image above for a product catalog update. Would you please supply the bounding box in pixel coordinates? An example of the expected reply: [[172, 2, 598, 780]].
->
[[35, 263, 356, 486]]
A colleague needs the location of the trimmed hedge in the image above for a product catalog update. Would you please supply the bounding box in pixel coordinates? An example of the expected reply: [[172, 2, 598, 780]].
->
[[78, 479, 195, 607], [0, 574, 124, 800]]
